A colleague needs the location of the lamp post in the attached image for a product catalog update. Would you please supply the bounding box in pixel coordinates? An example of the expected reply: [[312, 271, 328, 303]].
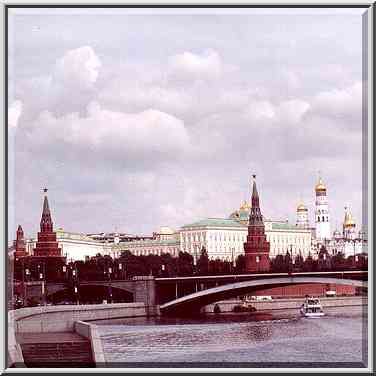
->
[[38, 263, 46, 306], [72, 266, 79, 305], [104, 265, 113, 303], [231, 248, 235, 274], [118, 262, 122, 279], [62, 265, 67, 282]]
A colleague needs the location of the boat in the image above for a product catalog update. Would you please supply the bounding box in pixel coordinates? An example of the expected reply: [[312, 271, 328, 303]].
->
[[300, 296, 325, 318]]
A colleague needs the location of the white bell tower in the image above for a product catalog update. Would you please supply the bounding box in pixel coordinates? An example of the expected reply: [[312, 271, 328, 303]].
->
[[314, 175, 331, 241]]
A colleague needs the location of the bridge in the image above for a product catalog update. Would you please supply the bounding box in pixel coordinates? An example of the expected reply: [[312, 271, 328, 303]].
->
[[16, 270, 367, 315], [159, 273, 367, 315]]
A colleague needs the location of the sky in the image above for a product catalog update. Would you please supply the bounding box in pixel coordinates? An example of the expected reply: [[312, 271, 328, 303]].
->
[[7, 7, 367, 241]]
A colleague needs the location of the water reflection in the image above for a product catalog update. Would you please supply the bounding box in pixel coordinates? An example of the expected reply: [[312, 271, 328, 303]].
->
[[95, 306, 367, 365]]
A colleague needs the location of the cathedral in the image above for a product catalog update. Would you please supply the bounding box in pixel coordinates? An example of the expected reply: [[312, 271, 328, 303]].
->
[[294, 176, 367, 259]]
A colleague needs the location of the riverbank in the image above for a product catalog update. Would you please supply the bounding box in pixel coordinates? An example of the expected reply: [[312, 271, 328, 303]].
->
[[203, 296, 367, 313]]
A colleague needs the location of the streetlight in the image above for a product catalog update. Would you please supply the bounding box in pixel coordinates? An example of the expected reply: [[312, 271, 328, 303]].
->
[[38, 264, 46, 306], [104, 266, 113, 303], [74, 286, 79, 305], [118, 263, 122, 279], [72, 265, 79, 305]]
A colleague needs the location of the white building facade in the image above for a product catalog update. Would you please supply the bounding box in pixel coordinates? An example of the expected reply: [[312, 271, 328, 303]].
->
[[180, 203, 312, 262]]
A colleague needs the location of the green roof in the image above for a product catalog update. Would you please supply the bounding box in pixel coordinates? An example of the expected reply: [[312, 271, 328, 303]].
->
[[112, 238, 179, 248], [271, 222, 303, 231], [182, 218, 247, 229]]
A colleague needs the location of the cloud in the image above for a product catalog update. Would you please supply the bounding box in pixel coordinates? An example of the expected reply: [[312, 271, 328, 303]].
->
[[53, 46, 101, 89], [23, 102, 191, 169], [8, 12, 364, 240], [168, 49, 223, 81], [277, 99, 310, 124], [8, 100, 23, 128], [312, 81, 362, 121]]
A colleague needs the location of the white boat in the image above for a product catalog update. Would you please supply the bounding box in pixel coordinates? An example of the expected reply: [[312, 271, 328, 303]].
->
[[300, 296, 325, 318]]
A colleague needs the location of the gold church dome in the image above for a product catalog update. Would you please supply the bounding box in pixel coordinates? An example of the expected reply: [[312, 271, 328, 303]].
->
[[315, 177, 326, 192], [344, 212, 356, 227], [240, 200, 251, 211], [297, 202, 307, 212]]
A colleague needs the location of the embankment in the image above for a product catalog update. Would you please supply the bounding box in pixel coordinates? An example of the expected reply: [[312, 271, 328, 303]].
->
[[8, 302, 157, 367], [203, 296, 367, 313]]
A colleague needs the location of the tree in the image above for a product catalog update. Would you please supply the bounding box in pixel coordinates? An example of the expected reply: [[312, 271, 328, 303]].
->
[[235, 255, 246, 274], [197, 247, 209, 275], [271, 254, 285, 273], [177, 251, 194, 276], [331, 252, 346, 271], [293, 253, 304, 272], [303, 253, 318, 272]]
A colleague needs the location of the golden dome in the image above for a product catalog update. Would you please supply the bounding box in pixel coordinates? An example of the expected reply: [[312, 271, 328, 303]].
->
[[240, 200, 251, 210], [315, 177, 326, 192], [297, 202, 307, 212], [344, 211, 356, 227]]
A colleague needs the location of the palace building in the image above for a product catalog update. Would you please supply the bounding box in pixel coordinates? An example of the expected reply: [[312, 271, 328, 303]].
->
[[180, 202, 312, 262]]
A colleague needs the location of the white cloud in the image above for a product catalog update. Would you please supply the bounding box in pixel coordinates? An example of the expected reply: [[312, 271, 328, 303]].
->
[[168, 49, 222, 81], [245, 100, 276, 121], [53, 46, 101, 89], [277, 99, 310, 124], [245, 98, 310, 125], [313, 81, 362, 119], [8, 100, 23, 128], [26, 102, 191, 166]]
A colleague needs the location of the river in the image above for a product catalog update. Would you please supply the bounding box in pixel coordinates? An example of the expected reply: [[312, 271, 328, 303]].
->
[[93, 306, 367, 367]]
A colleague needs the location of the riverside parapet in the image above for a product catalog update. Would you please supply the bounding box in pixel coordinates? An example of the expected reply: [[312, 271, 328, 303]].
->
[[203, 296, 367, 313]]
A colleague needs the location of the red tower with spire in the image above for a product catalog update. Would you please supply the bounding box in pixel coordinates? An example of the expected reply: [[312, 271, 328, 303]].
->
[[33, 189, 62, 257], [14, 225, 28, 258], [244, 175, 270, 272]]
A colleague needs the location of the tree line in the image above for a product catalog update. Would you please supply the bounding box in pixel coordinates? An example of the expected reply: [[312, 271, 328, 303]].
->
[[13, 246, 367, 283]]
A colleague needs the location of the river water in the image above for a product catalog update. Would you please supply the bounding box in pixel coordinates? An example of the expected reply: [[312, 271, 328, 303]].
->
[[94, 306, 367, 367]]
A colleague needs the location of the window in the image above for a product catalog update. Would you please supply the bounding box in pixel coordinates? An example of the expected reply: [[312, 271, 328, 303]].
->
[[322, 216, 325, 222], [318, 217, 320, 222]]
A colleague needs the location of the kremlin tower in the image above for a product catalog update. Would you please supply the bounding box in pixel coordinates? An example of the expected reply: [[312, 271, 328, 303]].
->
[[33, 189, 63, 257], [244, 175, 270, 272], [14, 225, 28, 258], [296, 202, 309, 229], [314, 176, 331, 241]]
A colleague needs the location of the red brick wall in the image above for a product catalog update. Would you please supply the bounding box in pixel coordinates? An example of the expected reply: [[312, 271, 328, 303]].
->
[[253, 283, 356, 297]]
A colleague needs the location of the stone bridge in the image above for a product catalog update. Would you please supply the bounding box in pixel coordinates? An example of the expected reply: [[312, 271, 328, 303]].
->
[[159, 275, 367, 315], [17, 271, 367, 313], [17, 276, 156, 307]]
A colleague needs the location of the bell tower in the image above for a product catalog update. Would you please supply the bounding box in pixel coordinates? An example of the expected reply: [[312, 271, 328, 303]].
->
[[314, 175, 331, 241], [244, 175, 270, 272]]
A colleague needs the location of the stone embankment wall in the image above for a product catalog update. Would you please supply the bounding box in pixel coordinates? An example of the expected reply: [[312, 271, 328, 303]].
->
[[74, 321, 105, 365], [204, 296, 367, 313], [8, 302, 156, 367], [10, 302, 151, 333]]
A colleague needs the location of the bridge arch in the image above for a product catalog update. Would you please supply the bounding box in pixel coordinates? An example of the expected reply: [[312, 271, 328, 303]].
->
[[47, 284, 134, 305], [160, 276, 367, 315]]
